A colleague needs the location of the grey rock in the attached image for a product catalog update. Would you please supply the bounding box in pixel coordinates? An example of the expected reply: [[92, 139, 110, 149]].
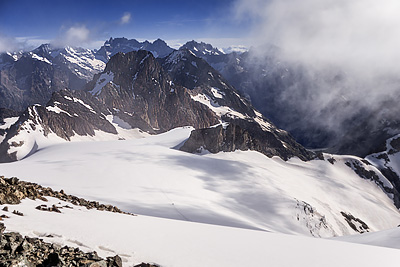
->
[[181, 119, 314, 161]]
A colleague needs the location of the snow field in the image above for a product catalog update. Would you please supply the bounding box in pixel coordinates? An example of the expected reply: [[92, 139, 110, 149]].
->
[[1, 127, 399, 237], [2, 197, 400, 267]]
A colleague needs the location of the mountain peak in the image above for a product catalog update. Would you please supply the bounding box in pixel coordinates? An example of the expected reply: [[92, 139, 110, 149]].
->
[[96, 37, 174, 62], [181, 40, 225, 57]]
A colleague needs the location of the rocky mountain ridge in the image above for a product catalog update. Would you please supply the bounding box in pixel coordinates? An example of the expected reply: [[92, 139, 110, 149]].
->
[[0, 48, 314, 162], [95, 37, 174, 62]]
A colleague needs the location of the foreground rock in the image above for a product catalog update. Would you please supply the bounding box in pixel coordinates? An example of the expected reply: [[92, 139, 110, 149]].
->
[[0, 176, 162, 266], [0, 224, 122, 267], [0, 176, 131, 215]]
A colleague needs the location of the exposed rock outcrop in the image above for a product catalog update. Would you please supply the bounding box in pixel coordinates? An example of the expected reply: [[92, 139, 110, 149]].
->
[[0, 175, 159, 266], [180, 119, 314, 161], [340, 212, 370, 234], [0, 176, 130, 215], [0, 226, 123, 267]]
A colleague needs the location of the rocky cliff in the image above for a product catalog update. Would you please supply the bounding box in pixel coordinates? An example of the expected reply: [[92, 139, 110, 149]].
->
[[87, 50, 220, 133]]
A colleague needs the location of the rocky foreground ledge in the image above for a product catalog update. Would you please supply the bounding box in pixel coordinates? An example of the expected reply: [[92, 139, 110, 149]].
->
[[0, 176, 130, 214], [0, 176, 159, 267]]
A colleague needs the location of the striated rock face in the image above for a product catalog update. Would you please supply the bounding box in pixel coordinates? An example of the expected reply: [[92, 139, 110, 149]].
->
[[87, 50, 220, 133], [41, 90, 117, 139], [180, 119, 314, 161]]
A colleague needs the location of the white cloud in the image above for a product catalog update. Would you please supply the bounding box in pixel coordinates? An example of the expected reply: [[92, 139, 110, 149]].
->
[[235, 0, 400, 74], [65, 25, 90, 45], [53, 25, 91, 48], [0, 34, 19, 53], [233, 0, 400, 137], [16, 37, 51, 49], [120, 12, 131, 25]]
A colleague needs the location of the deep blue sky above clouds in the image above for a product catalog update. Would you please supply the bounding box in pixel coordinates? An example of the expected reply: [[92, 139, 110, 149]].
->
[[0, 0, 254, 50]]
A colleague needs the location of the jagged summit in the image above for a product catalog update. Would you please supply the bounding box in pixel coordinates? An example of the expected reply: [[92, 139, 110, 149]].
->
[[32, 43, 52, 56], [95, 37, 174, 62], [181, 40, 225, 57]]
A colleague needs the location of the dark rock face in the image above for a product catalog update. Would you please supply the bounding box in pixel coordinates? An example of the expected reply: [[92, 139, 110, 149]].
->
[[87, 50, 220, 133], [40, 90, 117, 139], [160, 49, 255, 118], [0, 108, 20, 123], [96, 38, 174, 62], [180, 119, 314, 161]]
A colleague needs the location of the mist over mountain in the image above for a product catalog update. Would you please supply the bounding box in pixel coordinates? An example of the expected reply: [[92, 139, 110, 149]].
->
[[228, 0, 400, 156]]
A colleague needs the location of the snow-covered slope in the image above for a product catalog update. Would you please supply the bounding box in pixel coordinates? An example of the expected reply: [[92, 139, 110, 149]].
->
[[335, 227, 400, 250], [0, 89, 149, 162], [2, 196, 400, 267], [32, 44, 105, 82], [1, 127, 399, 238]]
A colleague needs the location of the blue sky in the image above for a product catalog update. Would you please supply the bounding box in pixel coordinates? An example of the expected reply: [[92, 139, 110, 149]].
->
[[0, 0, 254, 50]]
